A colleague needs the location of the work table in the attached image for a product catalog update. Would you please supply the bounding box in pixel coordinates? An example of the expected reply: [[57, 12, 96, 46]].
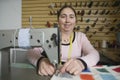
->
[[3, 63, 120, 80]]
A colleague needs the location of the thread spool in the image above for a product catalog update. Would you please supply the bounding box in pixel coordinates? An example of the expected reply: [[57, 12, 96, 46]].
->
[[102, 40, 107, 48]]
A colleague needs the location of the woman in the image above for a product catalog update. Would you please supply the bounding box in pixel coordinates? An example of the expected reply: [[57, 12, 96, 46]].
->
[[27, 5, 99, 76]]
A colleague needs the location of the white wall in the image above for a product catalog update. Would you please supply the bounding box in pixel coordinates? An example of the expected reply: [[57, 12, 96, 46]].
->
[[0, 0, 21, 30]]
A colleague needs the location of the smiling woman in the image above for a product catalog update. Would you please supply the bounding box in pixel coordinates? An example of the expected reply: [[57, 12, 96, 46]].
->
[[58, 6, 76, 33], [27, 5, 100, 76]]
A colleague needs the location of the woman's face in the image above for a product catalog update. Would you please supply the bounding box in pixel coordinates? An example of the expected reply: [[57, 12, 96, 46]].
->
[[58, 7, 76, 32]]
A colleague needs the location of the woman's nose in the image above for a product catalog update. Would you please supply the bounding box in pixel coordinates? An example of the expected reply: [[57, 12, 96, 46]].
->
[[65, 17, 70, 23]]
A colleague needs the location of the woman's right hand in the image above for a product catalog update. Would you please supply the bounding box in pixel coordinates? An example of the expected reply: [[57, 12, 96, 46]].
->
[[38, 58, 55, 76]]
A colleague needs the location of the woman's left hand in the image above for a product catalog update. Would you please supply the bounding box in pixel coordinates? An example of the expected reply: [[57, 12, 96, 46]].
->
[[60, 58, 85, 75]]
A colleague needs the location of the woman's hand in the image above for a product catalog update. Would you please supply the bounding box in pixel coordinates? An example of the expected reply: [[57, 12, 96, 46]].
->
[[60, 58, 85, 75], [38, 58, 55, 76]]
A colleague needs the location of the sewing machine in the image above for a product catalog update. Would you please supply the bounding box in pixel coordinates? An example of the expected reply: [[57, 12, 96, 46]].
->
[[0, 28, 60, 80]]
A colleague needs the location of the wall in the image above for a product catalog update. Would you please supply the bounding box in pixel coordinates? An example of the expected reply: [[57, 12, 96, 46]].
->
[[22, 0, 120, 48], [0, 0, 21, 30]]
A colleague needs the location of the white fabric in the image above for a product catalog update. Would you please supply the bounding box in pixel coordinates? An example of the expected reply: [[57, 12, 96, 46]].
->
[[51, 72, 80, 80], [18, 29, 30, 48]]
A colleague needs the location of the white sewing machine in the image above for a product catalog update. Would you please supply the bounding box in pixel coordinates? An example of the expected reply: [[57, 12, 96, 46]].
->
[[0, 28, 60, 80]]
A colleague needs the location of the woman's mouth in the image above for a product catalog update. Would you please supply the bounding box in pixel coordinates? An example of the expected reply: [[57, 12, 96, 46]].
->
[[64, 24, 71, 28]]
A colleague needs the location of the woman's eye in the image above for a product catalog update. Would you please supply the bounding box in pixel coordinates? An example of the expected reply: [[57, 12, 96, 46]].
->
[[70, 15, 75, 18], [61, 15, 66, 18], [70, 16, 74, 18]]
